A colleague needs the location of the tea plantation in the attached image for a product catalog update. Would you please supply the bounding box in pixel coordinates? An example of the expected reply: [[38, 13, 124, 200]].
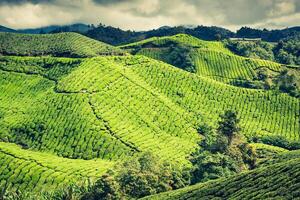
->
[[0, 32, 299, 197], [121, 34, 285, 85]]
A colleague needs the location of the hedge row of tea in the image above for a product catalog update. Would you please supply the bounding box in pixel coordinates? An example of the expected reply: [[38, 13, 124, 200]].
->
[[143, 151, 300, 200], [0, 142, 112, 192], [0, 32, 125, 57]]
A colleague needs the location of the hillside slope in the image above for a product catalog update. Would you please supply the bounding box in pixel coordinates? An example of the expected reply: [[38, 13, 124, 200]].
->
[[0, 50, 299, 192], [0, 32, 124, 57], [142, 151, 300, 200], [1, 55, 298, 162], [121, 34, 284, 85], [0, 142, 112, 192]]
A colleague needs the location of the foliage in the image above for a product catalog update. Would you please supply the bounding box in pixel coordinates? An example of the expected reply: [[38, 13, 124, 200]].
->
[[82, 174, 121, 200], [190, 150, 239, 184], [225, 40, 275, 60], [81, 152, 190, 199], [274, 35, 300, 65], [225, 34, 300, 66], [143, 155, 300, 200], [236, 26, 300, 42], [217, 110, 241, 146], [115, 152, 190, 198], [274, 69, 299, 98], [168, 44, 196, 73], [85, 24, 234, 45], [191, 112, 255, 184]]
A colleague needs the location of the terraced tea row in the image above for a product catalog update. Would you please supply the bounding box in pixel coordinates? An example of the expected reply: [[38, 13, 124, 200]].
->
[[0, 32, 125, 57], [192, 49, 281, 82], [0, 142, 113, 192]]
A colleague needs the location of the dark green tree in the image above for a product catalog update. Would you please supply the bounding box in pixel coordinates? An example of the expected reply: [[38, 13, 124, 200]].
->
[[82, 174, 121, 200], [217, 110, 241, 146]]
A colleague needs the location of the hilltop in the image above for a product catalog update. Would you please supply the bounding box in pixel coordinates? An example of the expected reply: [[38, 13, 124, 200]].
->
[[0, 32, 125, 57]]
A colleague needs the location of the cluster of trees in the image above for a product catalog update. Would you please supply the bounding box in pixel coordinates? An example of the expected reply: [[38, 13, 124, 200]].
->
[[191, 110, 256, 184], [84, 24, 234, 45], [225, 34, 300, 66], [82, 152, 190, 199], [253, 68, 299, 98], [83, 24, 299, 46], [236, 26, 300, 42], [168, 44, 196, 73]]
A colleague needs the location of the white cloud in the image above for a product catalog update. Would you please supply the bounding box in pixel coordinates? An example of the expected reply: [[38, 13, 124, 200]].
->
[[0, 0, 299, 30]]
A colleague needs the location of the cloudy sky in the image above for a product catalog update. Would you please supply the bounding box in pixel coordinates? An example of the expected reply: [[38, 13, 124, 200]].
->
[[0, 0, 299, 31]]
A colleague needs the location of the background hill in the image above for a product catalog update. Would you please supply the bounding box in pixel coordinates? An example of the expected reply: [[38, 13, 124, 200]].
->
[[0, 25, 17, 33], [121, 34, 299, 97], [0, 32, 124, 57]]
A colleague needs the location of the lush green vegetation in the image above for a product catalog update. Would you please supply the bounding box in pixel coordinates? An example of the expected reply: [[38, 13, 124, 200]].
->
[[123, 34, 300, 99], [122, 35, 282, 83], [0, 56, 199, 164], [226, 34, 300, 66], [0, 32, 125, 57], [143, 152, 300, 200], [0, 32, 299, 198]]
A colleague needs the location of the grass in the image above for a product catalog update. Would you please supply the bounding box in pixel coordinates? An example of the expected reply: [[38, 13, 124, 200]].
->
[[0, 32, 125, 57]]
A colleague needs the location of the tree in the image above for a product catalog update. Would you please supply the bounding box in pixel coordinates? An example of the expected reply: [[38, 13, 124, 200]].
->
[[116, 152, 189, 199], [190, 150, 239, 184], [82, 174, 121, 200], [217, 110, 241, 146]]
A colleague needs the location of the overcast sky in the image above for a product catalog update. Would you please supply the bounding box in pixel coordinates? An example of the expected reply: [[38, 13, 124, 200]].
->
[[0, 0, 299, 31]]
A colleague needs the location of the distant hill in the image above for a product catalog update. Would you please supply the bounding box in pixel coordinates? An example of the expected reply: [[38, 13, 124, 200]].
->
[[1, 23, 299, 44], [237, 26, 300, 42], [18, 23, 92, 34], [85, 24, 234, 45], [0, 32, 125, 57], [142, 151, 300, 200], [85, 24, 300, 45], [0, 25, 17, 33]]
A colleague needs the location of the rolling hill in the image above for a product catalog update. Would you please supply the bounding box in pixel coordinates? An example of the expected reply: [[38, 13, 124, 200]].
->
[[142, 150, 300, 200], [0, 32, 299, 196], [121, 34, 286, 86], [0, 32, 125, 58]]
